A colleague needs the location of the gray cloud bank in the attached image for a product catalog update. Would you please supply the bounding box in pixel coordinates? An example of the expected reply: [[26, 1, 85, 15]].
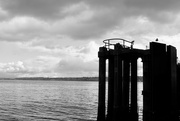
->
[[0, 0, 180, 40], [0, 0, 180, 77]]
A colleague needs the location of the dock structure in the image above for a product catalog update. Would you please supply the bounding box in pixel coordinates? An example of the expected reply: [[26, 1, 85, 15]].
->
[[97, 38, 179, 121]]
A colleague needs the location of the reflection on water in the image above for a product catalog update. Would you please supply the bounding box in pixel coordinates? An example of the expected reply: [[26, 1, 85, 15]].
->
[[0, 80, 143, 121], [138, 82, 143, 121]]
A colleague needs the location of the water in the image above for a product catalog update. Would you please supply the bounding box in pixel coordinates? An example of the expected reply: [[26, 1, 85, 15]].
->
[[0, 80, 143, 121]]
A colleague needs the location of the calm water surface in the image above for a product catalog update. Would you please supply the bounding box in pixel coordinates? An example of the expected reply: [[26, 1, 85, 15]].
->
[[0, 80, 143, 121]]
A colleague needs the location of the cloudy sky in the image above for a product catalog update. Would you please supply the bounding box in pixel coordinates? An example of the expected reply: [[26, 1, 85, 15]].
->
[[0, 0, 180, 77]]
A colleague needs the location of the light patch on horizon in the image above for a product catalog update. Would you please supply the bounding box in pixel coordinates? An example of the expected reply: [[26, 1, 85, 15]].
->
[[0, 0, 180, 77]]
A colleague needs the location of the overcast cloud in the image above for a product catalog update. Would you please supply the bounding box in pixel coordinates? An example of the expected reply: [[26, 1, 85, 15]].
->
[[0, 0, 180, 77]]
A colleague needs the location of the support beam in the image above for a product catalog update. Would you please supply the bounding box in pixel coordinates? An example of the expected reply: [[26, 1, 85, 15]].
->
[[97, 47, 107, 121]]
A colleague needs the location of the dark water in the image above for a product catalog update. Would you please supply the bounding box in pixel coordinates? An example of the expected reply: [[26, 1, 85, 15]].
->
[[0, 80, 143, 121]]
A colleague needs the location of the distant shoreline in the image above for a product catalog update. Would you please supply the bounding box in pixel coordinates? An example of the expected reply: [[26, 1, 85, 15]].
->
[[0, 76, 143, 82], [0, 77, 99, 81]]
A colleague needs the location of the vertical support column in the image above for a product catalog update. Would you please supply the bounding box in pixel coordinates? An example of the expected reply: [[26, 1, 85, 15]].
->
[[143, 42, 178, 121], [167, 46, 178, 121], [143, 53, 153, 121], [177, 64, 180, 112], [113, 44, 123, 121], [130, 56, 138, 121], [106, 50, 114, 121], [150, 42, 170, 121], [97, 47, 107, 121], [122, 59, 130, 119]]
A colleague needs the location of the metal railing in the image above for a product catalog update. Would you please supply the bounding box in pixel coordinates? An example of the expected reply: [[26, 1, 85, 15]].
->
[[103, 38, 134, 50]]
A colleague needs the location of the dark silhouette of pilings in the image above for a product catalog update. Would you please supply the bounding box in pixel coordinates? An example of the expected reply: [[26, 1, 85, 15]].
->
[[97, 42, 139, 121], [97, 40, 179, 121], [143, 43, 169, 121], [143, 42, 179, 121]]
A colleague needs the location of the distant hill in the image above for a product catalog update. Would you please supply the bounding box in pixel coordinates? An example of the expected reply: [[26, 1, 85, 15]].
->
[[14, 77, 99, 81], [0, 76, 143, 82]]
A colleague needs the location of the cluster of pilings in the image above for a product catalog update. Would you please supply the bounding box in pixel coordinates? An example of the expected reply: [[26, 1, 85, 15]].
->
[[97, 39, 180, 121]]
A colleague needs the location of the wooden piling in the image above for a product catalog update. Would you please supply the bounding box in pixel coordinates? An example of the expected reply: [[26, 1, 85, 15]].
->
[[177, 64, 180, 112], [143, 42, 179, 121], [106, 50, 114, 121], [167, 46, 178, 121], [113, 44, 123, 120], [150, 42, 170, 121], [97, 47, 107, 121], [122, 59, 130, 120], [143, 53, 153, 121]]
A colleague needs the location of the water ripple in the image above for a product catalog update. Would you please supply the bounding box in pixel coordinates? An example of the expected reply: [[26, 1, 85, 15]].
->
[[0, 80, 143, 121]]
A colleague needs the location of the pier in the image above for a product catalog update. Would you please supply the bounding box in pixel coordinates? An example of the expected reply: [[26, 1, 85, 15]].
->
[[97, 38, 179, 121]]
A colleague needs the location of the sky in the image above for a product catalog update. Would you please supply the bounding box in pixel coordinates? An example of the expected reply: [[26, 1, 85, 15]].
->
[[0, 0, 180, 77]]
